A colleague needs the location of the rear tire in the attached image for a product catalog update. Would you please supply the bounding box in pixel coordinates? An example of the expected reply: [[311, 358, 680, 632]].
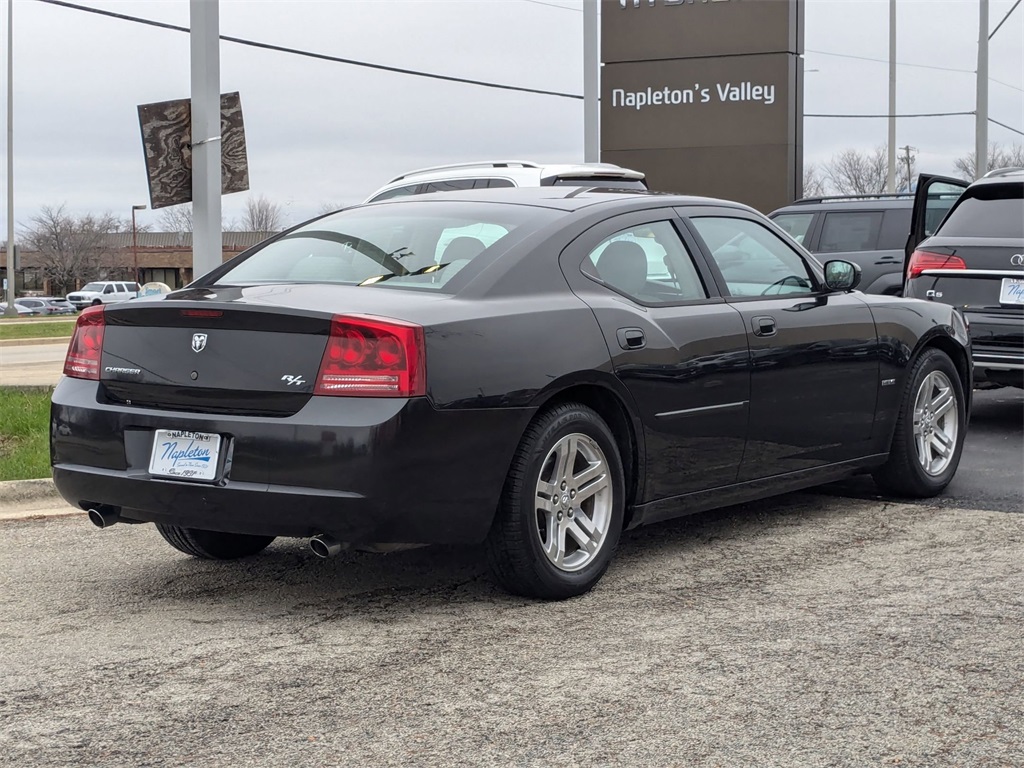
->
[[156, 524, 275, 560], [873, 348, 966, 498], [486, 403, 625, 600]]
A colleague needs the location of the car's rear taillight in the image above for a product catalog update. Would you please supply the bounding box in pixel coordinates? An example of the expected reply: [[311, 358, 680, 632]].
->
[[63, 305, 105, 380], [907, 250, 967, 279], [315, 315, 425, 397]]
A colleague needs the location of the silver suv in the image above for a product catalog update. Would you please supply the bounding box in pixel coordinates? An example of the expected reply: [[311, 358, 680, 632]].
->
[[66, 281, 140, 310], [364, 160, 647, 203]]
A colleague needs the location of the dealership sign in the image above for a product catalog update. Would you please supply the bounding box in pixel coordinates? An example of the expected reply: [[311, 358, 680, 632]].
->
[[601, 0, 803, 212]]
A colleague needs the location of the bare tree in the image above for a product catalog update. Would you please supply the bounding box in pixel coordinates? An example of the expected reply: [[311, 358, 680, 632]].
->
[[824, 145, 914, 195], [158, 204, 193, 234], [22, 205, 120, 295], [316, 201, 343, 216], [802, 163, 828, 198], [953, 142, 1024, 181], [241, 195, 285, 235]]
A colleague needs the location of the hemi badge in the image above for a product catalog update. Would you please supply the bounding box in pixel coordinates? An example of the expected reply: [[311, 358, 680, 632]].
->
[[882, 378, 896, 387]]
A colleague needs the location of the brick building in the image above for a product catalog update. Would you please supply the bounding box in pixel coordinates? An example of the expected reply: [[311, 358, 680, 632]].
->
[[2, 231, 270, 296]]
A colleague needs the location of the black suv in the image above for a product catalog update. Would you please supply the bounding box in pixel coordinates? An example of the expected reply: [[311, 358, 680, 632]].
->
[[906, 169, 1024, 388], [770, 195, 924, 295]]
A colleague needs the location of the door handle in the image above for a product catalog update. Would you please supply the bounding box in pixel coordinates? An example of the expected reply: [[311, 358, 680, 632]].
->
[[616, 328, 646, 350], [751, 316, 777, 337]]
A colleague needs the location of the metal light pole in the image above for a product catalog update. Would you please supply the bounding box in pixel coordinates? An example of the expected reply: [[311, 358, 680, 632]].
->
[[976, 0, 989, 179], [190, 0, 222, 279], [4, 0, 17, 316], [583, 0, 599, 163], [886, 0, 897, 194], [131, 204, 146, 284]]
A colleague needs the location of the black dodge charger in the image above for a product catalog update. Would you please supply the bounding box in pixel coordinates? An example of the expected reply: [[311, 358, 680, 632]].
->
[[51, 188, 972, 599]]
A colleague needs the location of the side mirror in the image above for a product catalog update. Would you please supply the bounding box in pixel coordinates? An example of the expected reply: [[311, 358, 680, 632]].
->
[[823, 260, 861, 291]]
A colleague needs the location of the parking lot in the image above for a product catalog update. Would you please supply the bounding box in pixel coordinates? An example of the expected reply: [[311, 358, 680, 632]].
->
[[0, 390, 1020, 767]]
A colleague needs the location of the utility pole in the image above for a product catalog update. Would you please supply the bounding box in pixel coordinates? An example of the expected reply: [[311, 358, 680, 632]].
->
[[886, 0, 897, 194], [900, 145, 917, 191], [190, 0, 222, 279], [976, 0, 989, 179], [583, 0, 599, 163], [4, 0, 17, 316]]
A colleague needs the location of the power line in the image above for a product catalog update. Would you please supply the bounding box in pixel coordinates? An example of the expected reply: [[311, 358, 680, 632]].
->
[[807, 47, 1023, 92], [989, 0, 1021, 39], [520, 0, 583, 11], [806, 48, 975, 75], [989, 117, 1024, 136], [807, 111, 975, 119], [34, 0, 584, 101]]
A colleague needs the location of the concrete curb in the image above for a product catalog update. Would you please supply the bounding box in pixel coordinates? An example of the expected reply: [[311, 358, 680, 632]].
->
[[0, 477, 59, 503], [0, 478, 79, 521], [0, 336, 71, 347]]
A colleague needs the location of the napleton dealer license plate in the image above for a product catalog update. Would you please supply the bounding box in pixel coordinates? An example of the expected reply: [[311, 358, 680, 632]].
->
[[999, 277, 1024, 305], [149, 430, 222, 481]]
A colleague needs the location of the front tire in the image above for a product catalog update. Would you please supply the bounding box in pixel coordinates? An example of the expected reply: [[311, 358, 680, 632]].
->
[[873, 348, 966, 498], [486, 403, 625, 600], [156, 524, 275, 559]]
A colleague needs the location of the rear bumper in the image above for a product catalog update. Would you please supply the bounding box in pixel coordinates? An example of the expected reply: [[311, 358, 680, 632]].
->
[[51, 377, 534, 543], [967, 310, 1023, 386]]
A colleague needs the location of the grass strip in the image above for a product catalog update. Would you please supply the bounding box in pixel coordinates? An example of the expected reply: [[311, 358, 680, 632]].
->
[[0, 321, 76, 340], [0, 386, 52, 481]]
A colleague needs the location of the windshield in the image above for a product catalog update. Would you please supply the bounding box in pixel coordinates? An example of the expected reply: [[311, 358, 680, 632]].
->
[[80, 283, 105, 292], [211, 201, 562, 292], [938, 185, 1024, 238]]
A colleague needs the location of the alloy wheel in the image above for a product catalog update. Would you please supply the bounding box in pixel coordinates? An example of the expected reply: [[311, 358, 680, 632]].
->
[[534, 433, 612, 572], [913, 370, 958, 476]]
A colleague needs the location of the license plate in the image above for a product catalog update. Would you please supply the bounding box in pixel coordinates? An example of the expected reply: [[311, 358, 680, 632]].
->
[[149, 430, 222, 481], [1000, 277, 1024, 305]]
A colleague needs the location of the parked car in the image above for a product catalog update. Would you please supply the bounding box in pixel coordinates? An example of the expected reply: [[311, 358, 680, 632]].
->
[[905, 168, 1023, 388], [768, 191, 963, 296], [66, 281, 140, 310], [52, 188, 971, 599], [14, 297, 78, 316], [364, 160, 647, 203], [0, 301, 39, 316]]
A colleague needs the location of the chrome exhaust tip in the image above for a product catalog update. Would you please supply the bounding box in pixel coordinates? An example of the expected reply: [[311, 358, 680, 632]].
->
[[87, 505, 121, 529], [309, 534, 344, 559]]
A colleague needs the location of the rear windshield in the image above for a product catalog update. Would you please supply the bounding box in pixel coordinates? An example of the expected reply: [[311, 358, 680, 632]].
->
[[210, 201, 562, 292], [550, 177, 647, 190], [938, 184, 1024, 238]]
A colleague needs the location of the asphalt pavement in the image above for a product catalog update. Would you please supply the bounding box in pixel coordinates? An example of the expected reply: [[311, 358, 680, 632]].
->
[[1, 493, 1021, 767]]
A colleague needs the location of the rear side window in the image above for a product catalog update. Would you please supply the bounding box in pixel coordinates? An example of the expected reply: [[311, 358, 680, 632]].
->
[[771, 212, 815, 245], [818, 211, 882, 253], [877, 207, 913, 250], [937, 185, 1024, 238], [581, 221, 707, 304]]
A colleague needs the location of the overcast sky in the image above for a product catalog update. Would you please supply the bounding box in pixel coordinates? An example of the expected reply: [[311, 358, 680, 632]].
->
[[1, 0, 1022, 233]]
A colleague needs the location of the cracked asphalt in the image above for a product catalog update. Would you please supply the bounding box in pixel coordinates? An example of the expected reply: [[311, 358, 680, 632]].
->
[[1, 490, 1021, 767]]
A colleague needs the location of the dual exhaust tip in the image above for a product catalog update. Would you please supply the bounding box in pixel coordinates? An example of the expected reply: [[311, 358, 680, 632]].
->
[[88, 511, 346, 560]]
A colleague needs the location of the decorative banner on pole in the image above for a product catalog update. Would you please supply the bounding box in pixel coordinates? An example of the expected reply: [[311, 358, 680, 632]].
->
[[137, 92, 249, 209]]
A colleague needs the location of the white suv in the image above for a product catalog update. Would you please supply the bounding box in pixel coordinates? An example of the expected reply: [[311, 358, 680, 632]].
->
[[66, 281, 140, 310], [364, 160, 647, 203]]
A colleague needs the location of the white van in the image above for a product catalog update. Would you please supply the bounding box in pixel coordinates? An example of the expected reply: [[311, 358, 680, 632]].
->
[[66, 281, 140, 310]]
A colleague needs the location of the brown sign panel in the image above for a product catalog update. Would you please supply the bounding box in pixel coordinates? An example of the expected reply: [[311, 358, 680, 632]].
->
[[602, 0, 802, 64], [601, 54, 797, 152], [138, 92, 249, 209]]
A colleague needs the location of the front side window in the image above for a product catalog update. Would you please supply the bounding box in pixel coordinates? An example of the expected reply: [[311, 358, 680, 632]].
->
[[771, 212, 815, 245], [581, 221, 707, 304], [211, 201, 562, 293], [691, 217, 816, 297], [818, 211, 882, 253], [102, 285, 115, 294]]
